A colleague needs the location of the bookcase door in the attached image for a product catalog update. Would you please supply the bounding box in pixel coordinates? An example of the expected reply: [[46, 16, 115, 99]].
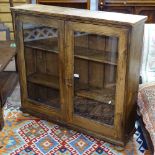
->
[[65, 21, 128, 140], [15, 15, 65, 120]]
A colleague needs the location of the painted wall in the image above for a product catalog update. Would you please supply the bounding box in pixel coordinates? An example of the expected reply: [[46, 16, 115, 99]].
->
[[0, 0, 27, 40], [90, 0, 98, 11]]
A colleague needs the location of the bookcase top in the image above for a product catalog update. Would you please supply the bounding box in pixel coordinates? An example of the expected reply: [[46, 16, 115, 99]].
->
[[11, 4, 147, 26]]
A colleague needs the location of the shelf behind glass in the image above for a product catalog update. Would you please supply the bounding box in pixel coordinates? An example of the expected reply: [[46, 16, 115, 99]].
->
[[27, 73, 59, 89], [24, 38, 59, 53], [75, 46, 117, 65]]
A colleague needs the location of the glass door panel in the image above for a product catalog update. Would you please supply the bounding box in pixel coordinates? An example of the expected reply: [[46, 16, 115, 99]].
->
[[73, 32, 118, 126], [23, 23, 61, 109]]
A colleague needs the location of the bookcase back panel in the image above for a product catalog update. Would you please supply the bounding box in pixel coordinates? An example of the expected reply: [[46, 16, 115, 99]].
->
[[73, 32, 118, 126], [23, 22, 61, 109]]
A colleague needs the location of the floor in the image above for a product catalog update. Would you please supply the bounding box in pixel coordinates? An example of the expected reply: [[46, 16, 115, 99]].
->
[[0, 84, 151, 155]]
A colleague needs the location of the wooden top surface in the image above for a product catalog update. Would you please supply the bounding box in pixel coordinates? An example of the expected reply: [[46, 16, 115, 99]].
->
[[0, 41, 16, 72], [11, 4, 147, 26]]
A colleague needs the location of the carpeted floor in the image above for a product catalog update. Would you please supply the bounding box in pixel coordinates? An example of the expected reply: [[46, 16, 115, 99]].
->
[[0, 85, 151, 155]]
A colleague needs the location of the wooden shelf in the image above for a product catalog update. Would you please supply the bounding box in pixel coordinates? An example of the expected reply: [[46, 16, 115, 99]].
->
[[75, 47, 117, 65], [24, 39, 117, 66], [74, 96, 114, 125], [27, 73, 59, 89], [28, 86, 60, 109], [76, 86, 115, 105], [24, 38, 59, 53]]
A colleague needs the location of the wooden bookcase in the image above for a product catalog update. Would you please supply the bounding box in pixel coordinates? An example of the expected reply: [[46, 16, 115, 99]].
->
[[11, 4, 147, 146]]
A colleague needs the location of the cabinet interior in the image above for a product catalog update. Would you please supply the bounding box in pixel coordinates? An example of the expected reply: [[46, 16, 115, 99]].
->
[[23, 24, 118, 126], [73, 32, 118, 125], [24, 24, 61, 110]]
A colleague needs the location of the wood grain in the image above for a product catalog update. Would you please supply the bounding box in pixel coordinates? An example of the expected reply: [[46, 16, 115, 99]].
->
[[11, 4, 147, 26]]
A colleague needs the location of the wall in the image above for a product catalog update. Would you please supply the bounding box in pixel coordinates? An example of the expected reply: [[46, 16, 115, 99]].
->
[[0, 0, 27, 40], [90, 0, 98, 11]]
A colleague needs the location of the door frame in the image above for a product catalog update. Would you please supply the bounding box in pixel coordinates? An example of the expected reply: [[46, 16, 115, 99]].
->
[[65, 21, 128, 140], [15, 14, 65, 120]]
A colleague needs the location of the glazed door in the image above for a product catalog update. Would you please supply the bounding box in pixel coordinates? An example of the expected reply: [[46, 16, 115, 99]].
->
[[15, 15, 65, 120], [65, 22, 128, 140]]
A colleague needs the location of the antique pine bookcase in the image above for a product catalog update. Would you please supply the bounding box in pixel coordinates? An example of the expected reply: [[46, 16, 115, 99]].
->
[[11, 4, 147, 146]]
